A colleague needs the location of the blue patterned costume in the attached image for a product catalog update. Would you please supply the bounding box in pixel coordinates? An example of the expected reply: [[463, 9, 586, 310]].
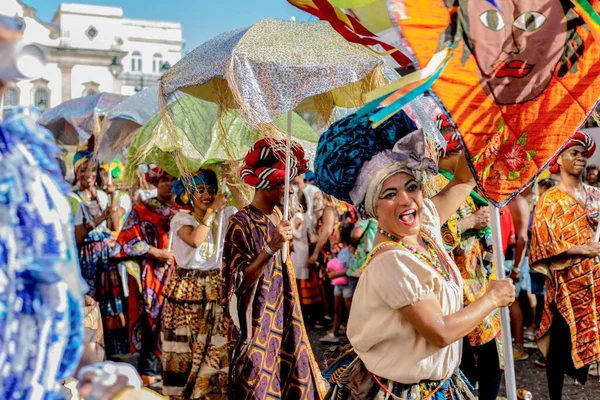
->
[[0, 107, 86, 399]]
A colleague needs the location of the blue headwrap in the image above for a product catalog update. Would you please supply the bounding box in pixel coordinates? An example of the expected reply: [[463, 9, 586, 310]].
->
[[172, 169, 218, 198], [314, 109, 418, 203], [73, 150, 93, 172]]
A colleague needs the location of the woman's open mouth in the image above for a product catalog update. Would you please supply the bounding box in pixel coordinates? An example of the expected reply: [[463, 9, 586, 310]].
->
[[493, 60, 534, 79], [399, 208, 417, 227]]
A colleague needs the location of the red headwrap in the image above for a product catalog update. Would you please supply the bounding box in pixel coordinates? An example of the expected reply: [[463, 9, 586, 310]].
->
[[241, 138, 309, 189], [145, 165, 166, 185], [549, 131, 596, 174], [436, 114, 461, 157]]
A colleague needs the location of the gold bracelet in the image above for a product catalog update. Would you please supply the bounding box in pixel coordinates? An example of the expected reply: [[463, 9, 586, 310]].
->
[[200, 210, 217, 227]]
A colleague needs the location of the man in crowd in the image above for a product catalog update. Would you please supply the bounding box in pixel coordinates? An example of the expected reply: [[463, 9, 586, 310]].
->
[[222, 139, 327, 399], [530, 132, 600, 400], [293, 172, 322, 235]]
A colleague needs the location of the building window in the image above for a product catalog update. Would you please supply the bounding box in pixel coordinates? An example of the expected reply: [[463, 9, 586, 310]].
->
[[86, 26, 98, 40], [34, 88, 49, 112], [2, 86, 19, 119], [131, 51, 142, 72], [152, 53, 163, 73]]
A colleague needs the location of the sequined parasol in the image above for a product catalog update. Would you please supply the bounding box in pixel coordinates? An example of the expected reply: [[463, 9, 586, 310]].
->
[[159, 18, 389, 128], [38, 92, 127, 146]]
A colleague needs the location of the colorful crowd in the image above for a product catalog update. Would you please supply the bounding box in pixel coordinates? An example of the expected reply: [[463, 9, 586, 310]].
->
[[51, 108, 600, 400], [5, 8, 600, 400]]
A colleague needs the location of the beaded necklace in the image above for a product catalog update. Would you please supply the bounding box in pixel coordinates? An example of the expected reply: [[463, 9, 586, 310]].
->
[[377, 228, 450, 282]]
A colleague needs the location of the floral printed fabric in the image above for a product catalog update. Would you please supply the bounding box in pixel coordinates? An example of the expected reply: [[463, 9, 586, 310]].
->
[[530, 185, 600, 368], [116, 198, 173, 354]]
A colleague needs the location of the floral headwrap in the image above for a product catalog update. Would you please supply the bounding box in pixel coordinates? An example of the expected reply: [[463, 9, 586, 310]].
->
[[549, 131, 596, 174], [314, 109, 437, 218], [241, 138, 308, 189], [172, 169, 218, 204], [145, 164, 166, 186]]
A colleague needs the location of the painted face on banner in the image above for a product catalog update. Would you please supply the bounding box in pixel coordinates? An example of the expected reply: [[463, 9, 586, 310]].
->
[[465, 0, 567, 104]]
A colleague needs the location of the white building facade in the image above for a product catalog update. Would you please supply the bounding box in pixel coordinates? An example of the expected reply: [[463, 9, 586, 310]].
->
[[0, 0, 183, 118]]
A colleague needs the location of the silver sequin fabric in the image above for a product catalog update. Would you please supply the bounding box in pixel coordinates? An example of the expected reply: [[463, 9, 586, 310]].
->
[[160, 18, 384, 126]]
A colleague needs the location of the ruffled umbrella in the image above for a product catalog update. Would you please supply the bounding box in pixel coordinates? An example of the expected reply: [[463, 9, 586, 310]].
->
[[38, 92, 127, 146], [126, 94, 319, 180], [95, 87, 160, 164]]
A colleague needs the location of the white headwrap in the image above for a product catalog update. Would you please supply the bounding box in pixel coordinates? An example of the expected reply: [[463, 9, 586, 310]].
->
[[349, 129, 438, 218]]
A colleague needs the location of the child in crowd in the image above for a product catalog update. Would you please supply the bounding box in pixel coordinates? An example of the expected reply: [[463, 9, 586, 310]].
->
[[321, 224, 355, 344]]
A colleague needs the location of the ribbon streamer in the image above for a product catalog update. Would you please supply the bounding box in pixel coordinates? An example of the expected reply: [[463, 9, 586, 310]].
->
[[287, 0, 412, 67]]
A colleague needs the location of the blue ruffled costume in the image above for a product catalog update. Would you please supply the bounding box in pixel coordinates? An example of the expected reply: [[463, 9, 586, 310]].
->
[[0, 107, 86, 399]]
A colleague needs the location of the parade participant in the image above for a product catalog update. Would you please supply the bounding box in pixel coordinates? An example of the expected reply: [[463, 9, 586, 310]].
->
[[585, 165, 599, 187], [291, 191, 317, 308], [292, 172, 322, 235], [116, 166, 175, 386], [431, 123, 504, 400], [314, 110, 514, 399], [530, 132, 600, 399], [99, 163, 133, 236], [73, 151, 133, 358], [223, 138, 327, 399], [347, 217, 377, 279], [320, 224, 356, 345], [73, 152, 123, 295], [161, 169, 236, 400]]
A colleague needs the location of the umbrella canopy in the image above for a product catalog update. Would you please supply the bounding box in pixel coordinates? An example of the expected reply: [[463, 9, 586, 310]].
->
[[95, 87, 160, 163], [126, 94, 319, 180], [38, 92, 127, 146], [159, 18, 390, 128]]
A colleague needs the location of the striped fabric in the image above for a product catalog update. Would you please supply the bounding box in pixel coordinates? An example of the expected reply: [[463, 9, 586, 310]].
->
[[240, 138, 308, 189]]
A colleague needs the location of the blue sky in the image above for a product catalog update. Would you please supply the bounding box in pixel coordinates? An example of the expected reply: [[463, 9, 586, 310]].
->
[[22, 0, 311, 53]]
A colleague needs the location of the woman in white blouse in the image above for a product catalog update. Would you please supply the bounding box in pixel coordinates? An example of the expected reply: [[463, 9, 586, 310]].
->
[[161, 169, 236, 400], [314, 112, 514, 399]]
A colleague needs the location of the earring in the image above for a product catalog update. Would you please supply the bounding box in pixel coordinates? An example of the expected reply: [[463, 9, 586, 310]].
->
[[181, 192, 189, 204]]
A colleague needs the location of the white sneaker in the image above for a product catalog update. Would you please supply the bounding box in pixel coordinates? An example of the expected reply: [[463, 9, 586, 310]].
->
[[320, 332, 341, 344]]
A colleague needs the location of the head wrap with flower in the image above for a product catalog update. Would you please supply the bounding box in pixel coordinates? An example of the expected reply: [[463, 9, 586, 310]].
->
[[314, 109, 437, 218]]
